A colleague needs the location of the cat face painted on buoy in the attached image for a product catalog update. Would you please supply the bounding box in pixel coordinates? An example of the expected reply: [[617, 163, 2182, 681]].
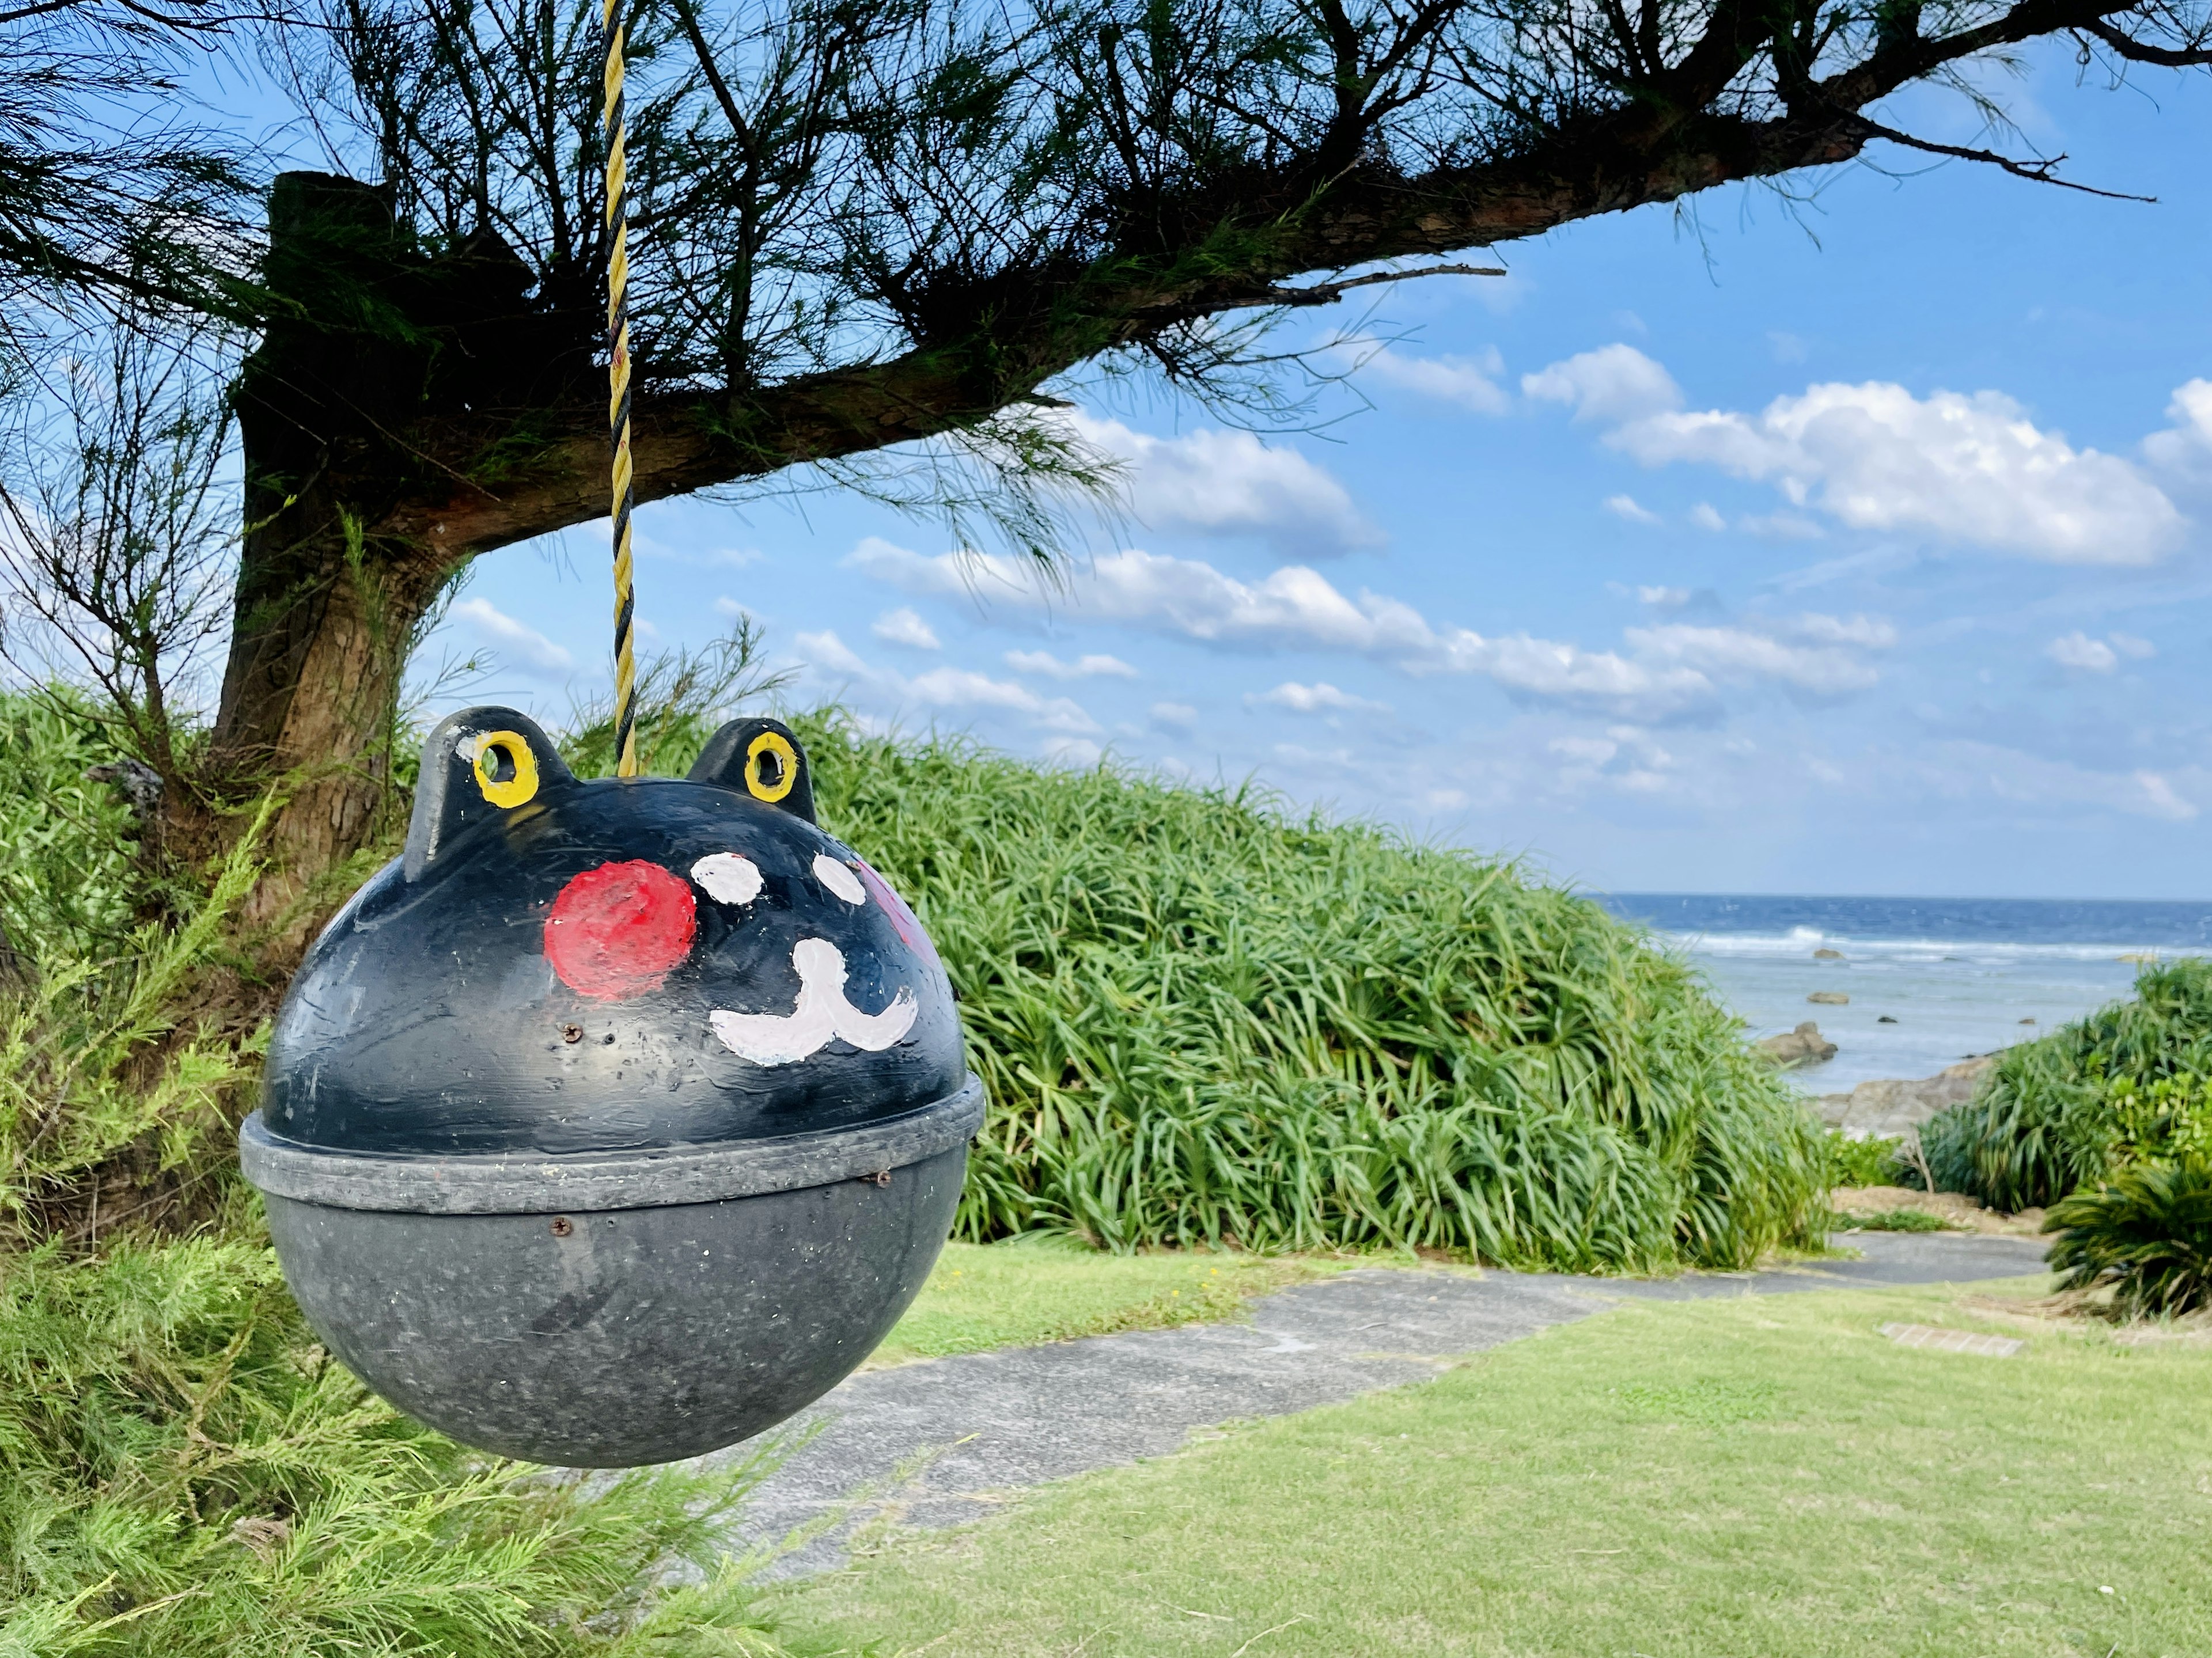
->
[[262, 710, 963, 1156]]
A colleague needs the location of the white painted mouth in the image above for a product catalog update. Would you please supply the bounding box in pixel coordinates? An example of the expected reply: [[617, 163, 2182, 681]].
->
[[708, 937, 918, 1065]]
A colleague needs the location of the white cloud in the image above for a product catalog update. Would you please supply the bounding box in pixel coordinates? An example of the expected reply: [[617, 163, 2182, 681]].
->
[[1440, 634, 1717, 722], [1914, 741, 2198, 822], [850, 538, 1888, 725], [1548, 724, 1679, 794], [2046, 631, 2118, 673], [1005, 648, 1138, 680], [793, 628, 873, 677], [2111, 632, 2157, 661], [1624, 624, 1880, 695], [1611, 378, 2183, 564], [2144, 379, 2212, 481], [1249, 681, 1393, 715], [1550, 735, 1619, 766], [906, 666, 1101, 733], [1041, 736, 1104, 768], [1690, 502, 1728, 532], [1737, 511, 1825, 541], [849, 540, 1435, 657], [793, 629, 1099, 734], [1349, 340, 1511, 415], [636, 533, 763, 571], [1522, 344, 1683, 423], [453, 598, 574, 677], [2135, 772, 2196, 820], [1150, 701, 1198, 731], [870, 607, 941, 650], [1605, 494, 1659, 524], [1785, 612, 1897, 648], [1637, 585, 1691, 607], [1069, 412, 1379, 555]]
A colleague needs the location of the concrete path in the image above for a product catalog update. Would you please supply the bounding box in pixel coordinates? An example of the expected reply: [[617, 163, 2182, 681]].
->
[[718, 1232, 2048, 1574]]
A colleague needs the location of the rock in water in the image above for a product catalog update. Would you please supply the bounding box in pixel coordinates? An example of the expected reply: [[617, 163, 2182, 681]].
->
[[1808, 990, 1850, 1005], [1756, 1021, 1838, 1067], [1813, 947, 1843, 959], [1818, 1056, 1995, 1141]]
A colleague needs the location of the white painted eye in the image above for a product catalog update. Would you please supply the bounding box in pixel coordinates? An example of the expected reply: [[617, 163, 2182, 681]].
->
[[691, 852, 763, 905], [812, 854, 866, 904]]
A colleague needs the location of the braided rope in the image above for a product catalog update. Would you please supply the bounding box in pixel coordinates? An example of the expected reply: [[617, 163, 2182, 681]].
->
[[601, 0, 638, 777]]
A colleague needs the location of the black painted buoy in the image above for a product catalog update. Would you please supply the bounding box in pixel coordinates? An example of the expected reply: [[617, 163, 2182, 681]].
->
[[240, 708, 978, 1467]]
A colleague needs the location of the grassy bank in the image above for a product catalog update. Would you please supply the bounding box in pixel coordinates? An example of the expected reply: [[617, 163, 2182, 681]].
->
[[1, 685, 1825, 1652], [870, 1237, 1353, 1368], [787, 1277, 2206, 1657], [801, 714, 1825, 1271]]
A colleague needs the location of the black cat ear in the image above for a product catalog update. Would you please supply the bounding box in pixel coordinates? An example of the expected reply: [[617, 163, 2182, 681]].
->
[[688, 716, 816, 824], [404, 707, 574, 879]]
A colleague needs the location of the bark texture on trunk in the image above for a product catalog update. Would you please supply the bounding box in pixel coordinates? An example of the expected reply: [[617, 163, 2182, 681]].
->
[[214, 172, 594, 940]]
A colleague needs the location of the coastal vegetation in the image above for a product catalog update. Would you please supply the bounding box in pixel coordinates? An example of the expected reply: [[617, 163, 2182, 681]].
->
[[2045, 1160, 2212, 1318], [1824, 1130, 1908, 1189], [1923, 959, 2212, 1213], [800, 714, 1827, 1271], [0, 690, 812, 1656], [1921, 960, 2212, 1314], [0, 679, 1827, 1651]]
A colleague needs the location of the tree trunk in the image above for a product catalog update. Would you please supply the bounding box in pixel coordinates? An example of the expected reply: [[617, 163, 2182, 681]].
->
[[212, 174, 501, 947]]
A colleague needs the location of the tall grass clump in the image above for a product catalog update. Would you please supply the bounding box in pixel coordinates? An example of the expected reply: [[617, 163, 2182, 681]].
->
[[1922, 959, 2212, 1211], [0, 690, 804, 1657], [797, 714, 1825, 1272], [0, 1237, 794, 1657]]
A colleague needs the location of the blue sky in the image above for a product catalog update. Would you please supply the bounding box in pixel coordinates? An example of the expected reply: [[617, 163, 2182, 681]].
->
[[435, 49, 2212, 900]]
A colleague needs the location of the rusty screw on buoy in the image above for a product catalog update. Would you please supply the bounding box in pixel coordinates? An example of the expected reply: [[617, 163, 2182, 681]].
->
[[562, 1024, 584, 1044], [549, 1216, 574, 1237]]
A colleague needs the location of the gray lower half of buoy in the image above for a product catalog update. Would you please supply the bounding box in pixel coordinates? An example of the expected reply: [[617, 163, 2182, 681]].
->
[[244, 1077, 981, 1467]]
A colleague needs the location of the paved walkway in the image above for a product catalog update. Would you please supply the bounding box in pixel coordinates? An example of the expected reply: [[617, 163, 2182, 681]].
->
[[715, 1232, 2048, 1574]]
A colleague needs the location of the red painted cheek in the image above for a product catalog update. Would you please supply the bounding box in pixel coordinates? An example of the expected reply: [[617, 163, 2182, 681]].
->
[[544, 859, 697, 1000]]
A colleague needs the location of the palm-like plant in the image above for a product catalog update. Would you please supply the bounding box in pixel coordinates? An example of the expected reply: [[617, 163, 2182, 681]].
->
[[2045, 1161, 2212, 1319]]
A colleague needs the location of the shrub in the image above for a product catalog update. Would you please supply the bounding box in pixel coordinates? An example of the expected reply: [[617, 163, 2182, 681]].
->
[[1921, 959, 2212, 1211], [1824, 1131, 1906, 1189], [2044, 1160, 2212, 1319], [1840, 1208, 1956, 1233], [798, 714, 1827, 1272]]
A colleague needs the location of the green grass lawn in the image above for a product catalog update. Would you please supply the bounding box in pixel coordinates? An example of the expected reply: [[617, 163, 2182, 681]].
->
[[790, 1278, 2212, 1657], [866, 1236, 1355, 1367]]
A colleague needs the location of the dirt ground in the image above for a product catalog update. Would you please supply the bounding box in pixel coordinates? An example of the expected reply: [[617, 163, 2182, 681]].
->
[[1832, 1185, 2047, 1237]]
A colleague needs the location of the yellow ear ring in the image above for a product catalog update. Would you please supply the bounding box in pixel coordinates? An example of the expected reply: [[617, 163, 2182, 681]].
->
[[744, 730, 798, 803], [472, 731, 540, 808]]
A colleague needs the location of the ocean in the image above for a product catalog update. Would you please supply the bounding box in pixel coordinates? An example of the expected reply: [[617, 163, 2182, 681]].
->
[[1596, 895, 2212, 1094]]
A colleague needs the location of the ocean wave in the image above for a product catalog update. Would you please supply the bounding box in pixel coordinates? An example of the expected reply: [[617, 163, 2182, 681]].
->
[[1657, 929, 2194, 964]]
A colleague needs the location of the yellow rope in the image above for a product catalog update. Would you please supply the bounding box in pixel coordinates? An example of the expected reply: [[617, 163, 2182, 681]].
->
[[601, 0, 638, 777]]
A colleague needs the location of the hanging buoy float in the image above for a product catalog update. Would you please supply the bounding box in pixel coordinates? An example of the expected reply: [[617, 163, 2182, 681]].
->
[[239, 708, 978, 1467]]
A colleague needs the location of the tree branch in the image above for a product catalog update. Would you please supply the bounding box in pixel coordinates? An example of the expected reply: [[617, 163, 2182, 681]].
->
[[2080, 16, 2212, 61], [1849, 115, 2157, 200], [1217, 261, 1509, 312]]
